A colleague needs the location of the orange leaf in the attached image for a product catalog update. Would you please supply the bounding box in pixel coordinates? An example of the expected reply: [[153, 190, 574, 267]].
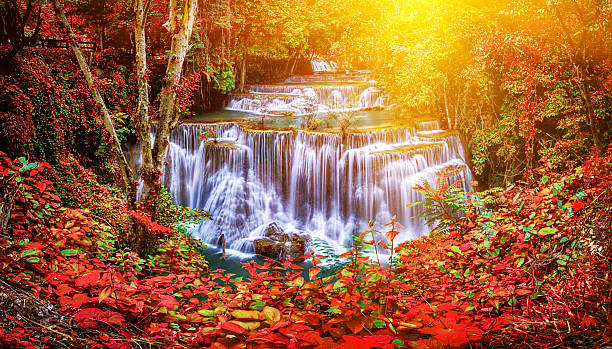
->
[[385, 230, 400, 242], [309, 267, 321, 280], [346, 317, 364, 334], [377, 241, 389, 248]]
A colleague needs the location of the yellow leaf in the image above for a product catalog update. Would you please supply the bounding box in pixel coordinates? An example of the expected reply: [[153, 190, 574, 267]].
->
[[231, 309, 262, 320], [262, 306, 281, 323], [98, 287, 113, 303]]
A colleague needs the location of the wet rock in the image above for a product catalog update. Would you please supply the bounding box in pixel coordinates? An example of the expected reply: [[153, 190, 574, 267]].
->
[[253, 238, 283, 259], [287, 233, 309, 262], [264, 222, 285, 241], [253, 223, 311, 262]]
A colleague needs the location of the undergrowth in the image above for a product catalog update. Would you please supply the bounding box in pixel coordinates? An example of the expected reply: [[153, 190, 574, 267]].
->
[[0, 147, 611, 348]]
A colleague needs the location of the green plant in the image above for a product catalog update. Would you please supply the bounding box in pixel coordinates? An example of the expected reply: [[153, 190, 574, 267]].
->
[[156, 186, 211, 234], [328, 109, 357, 134], [408, 172, 502, 230]]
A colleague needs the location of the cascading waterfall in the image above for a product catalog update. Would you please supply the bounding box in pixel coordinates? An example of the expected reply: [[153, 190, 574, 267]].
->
[[227, 71, 385, 116], [162, 121, 472, 256]]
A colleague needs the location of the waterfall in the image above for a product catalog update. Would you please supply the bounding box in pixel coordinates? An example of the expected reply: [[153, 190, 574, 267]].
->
[[226, 71, 385, 115], [311, 60, 338, 72], [162, 122, 472, 255]]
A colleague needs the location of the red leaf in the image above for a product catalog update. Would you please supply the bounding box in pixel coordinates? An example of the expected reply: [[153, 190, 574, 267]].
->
[[34, 181, 47, 192], [572, 201, 585, 211], [75, 273, 100, 287], [59, 295, 72, 307], [220, 321, 247, 334], [270, 320, 290, 330], [59, 293, 89, 308], [341, 334, 394, 348], [74, 308, 102, 329], [309, 267, 321, 280], [99, 311, 125, 326], [385, 230, 400, 242], [297, 331, 324, 345], [72, 293, 89, 308], [54, 284, 75, 296], [159, 295, 179, 309]]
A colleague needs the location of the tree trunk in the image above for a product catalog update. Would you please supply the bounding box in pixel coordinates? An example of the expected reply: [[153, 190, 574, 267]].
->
[[134, 0, 153, 190], [290, 54, 299, 75], [239, 57, 246, 92], [574, 63, 601, 150], [52, 0, 135, 205], [443, 83, 451, 129], [141, 0, 198, 203]]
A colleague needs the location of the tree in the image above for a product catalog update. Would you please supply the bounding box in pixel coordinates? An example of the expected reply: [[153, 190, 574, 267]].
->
[[0, 0, 43, 64], [53, 0, 199, 209], [52, 0, 136, 204], [138, 0, 198, 206]]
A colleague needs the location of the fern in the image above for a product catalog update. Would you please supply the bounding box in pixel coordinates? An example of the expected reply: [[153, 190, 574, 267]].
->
[[408, 172, 503, 231]]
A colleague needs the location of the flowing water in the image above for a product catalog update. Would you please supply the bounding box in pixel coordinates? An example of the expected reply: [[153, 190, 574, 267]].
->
[[162, 124, 472, 257], [226, 71, 384, 116], [159, 65, 472, 258]]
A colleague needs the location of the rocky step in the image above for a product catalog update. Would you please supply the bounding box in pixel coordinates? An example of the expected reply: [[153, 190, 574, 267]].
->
[[370, 142, 443, 156], [416, 130, 459, 139]]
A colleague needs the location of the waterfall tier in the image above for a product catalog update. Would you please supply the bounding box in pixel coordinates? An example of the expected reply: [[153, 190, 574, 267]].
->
[[227, 69, 385, 116], [227, 84, 385, 116], [162, 122, 472, 256]]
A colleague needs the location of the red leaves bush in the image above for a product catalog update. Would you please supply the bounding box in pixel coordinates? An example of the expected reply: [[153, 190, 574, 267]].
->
[[1, 147, 611, 348]]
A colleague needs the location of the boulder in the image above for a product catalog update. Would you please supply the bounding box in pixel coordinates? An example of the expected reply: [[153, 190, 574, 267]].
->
[[254, 238, 283, 259], [253, 223, 311, 262], [287, 233, 309, 262], [264, 222, 285, 241]]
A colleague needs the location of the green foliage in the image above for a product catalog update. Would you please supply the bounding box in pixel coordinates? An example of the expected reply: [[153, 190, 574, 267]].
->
[[156, 186, 212, 234], [409, 173, 503, 230], [203, 56, 236, 93], [311, 237, 347, 276], [110, 111, 135, 144]]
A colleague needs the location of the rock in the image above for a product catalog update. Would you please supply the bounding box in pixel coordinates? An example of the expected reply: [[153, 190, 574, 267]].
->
[[287, 234, 309, 262], [253, 223, 311, 262], [264, 222, 285, 241], [254, 238, 283, 259]]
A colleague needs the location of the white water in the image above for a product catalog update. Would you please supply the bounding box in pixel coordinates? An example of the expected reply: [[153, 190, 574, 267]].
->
[[227, 67, 385, 116], [162, 121, 472, 256], [311, 60, 338, 72]]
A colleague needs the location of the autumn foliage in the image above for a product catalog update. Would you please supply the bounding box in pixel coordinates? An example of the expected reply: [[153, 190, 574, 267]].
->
[[1, 143, 610, 348], [0, 0, 611, 347]]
